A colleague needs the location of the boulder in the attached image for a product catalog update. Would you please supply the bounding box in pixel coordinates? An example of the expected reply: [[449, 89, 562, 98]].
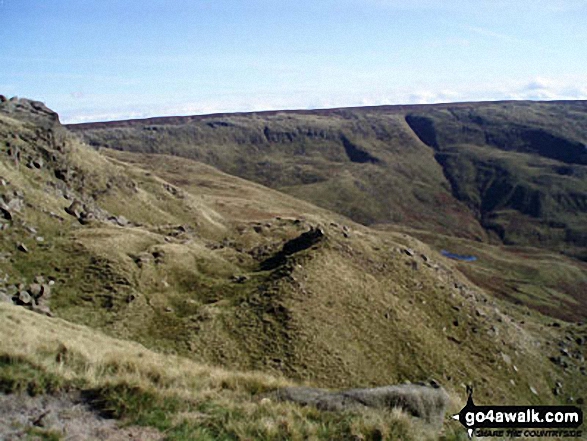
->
[[65, 200, 83, 218], [115, 215, 128, 226], [272, 384, 450, 426], [15, 290, 32, 305], [28, 283, 43, 298], [0, 292, 12, 303]]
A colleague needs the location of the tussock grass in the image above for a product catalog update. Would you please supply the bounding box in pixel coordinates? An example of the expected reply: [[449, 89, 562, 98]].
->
[[0, 302, 445, 440]]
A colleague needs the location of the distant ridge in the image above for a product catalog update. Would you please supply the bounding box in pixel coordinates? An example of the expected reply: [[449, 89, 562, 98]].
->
[[65, 99, 587, 129]]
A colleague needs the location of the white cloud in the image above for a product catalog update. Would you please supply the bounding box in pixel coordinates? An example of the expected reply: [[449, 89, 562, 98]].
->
[[59, 76, 587, 124]]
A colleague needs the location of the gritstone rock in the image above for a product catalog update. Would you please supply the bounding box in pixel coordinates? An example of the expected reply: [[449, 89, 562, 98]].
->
[[272, 384, 449, 426]]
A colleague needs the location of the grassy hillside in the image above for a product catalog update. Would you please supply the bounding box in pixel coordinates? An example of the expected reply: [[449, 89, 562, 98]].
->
[[69, 100, 587, 261], [2, 302, 457, 440], [2, 97, 587, 439]]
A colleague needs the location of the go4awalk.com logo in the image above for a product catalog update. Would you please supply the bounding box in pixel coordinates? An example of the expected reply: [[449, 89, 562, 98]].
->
[[452, 387, 583, 438]]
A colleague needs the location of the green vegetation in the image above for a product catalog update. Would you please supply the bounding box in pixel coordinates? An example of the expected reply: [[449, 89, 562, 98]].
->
[[1, 98, 586, 439], [0, 302, 453, 440], [70, 101, 587, 260]]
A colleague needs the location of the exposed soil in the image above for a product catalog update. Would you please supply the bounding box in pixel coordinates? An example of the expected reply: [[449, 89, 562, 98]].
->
[[0, 392, 163, 441]]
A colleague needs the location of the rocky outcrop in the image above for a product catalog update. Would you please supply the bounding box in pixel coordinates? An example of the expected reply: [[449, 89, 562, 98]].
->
[[260, 227, 325, 270], [272, 383, 450, 426], [0, 97, 60, 128]]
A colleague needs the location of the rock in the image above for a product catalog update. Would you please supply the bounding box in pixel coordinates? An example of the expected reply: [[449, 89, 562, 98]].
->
[[32, 303, 53, 317], [7, 199, 23, 214], [32, 157, 44, 169], [15, 290, 32, 305], [475, 308, 486, 318], [79, 211, 96, 224], [36, 236, 44, 242], [553, 387, 561, 396], [403, 248, 415, 257], [115, 215, 128, 226], [0, 204, 12, 220], [55, 168, 71, 182], [231, 275, 248, 283], [0, 292, 12, 303], [261, 227, 325, 270], [65, 200, 83, 218], [17, 243, 29, 253], [272, 384, 450, 426], [28, 283, 43, 298], [530, 386, 538, 396]]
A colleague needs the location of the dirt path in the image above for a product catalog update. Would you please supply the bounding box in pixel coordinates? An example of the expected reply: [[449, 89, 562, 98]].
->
[[0, 392, 163, 441]]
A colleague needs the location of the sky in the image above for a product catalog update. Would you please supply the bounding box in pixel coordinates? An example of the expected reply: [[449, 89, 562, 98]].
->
[[1, 0, 587, 123]]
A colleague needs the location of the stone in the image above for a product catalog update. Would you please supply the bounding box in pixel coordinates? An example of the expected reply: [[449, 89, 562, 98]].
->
[[32, 157, 44, 169], [7, 197, 23, 212], [15, 290, 32, 305], [28, 283, 43, 298], [65, 200, 83, 218], [32, 303, 53, 317], [403, 248, 415, 256], [54, 168, 71, 181], [553, 387, 561, 396], [0, 204, 12, 220], [40, 284, 51, 298], [78, 211, 95, 224], [272, 384, 450, 426], [0, 292, 12, 303], [17, 243, 29, 253]]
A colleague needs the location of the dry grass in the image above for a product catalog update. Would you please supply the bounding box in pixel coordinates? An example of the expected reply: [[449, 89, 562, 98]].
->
[[0, 302, 443, 440]]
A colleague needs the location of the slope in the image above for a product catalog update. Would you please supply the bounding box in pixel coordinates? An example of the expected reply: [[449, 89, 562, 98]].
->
[[1, 97, 586, 428], [68, 101, 587, 262]]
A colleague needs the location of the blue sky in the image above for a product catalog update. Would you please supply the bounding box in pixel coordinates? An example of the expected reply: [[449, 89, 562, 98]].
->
[[1, 0, 586, 123]]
